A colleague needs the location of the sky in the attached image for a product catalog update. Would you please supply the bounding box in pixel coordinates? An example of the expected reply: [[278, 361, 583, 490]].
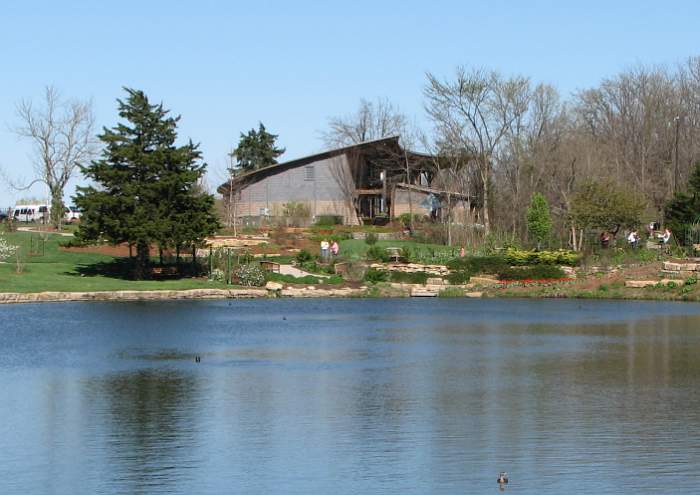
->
[[1, 0, 698, 206]]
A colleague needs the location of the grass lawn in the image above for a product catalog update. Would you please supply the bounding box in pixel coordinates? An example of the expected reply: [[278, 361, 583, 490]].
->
[[0, 231, 229, 293]]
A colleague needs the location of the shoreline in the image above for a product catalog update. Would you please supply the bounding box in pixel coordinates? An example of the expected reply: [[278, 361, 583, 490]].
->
[[1, 283, 700, 304]]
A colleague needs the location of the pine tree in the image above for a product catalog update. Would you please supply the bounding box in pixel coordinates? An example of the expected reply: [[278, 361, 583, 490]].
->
[[75, 88, 219, 279], [232, 123, 285, 171], [526, 192, 552, 249]]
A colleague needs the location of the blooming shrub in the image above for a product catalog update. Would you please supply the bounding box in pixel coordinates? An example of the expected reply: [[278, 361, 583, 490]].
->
[[0, 234, 17, 261], [234, 263, 266, 287]]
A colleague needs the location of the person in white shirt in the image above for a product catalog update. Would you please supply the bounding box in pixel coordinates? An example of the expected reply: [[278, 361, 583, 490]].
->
[[627, 230, 639, 249]]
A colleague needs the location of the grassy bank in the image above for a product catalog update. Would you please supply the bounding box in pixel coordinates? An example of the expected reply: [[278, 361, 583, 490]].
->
[[0, 231, 229, 293]]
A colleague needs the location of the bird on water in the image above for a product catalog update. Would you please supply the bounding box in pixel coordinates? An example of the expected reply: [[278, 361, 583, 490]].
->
[[497, 472, 509, 485], [195, 355, 201, 363]]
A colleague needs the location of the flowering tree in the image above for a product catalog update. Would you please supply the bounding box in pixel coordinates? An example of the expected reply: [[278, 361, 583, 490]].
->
[[0, 234, 18, 261]]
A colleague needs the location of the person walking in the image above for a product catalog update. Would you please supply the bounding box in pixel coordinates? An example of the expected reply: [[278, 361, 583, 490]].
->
[[627, 230, 639, 249]]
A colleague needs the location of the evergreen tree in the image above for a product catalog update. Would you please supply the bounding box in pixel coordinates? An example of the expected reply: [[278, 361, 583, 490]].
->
[[664, 162, 700, 245], [526, 192, 552, 249], [75, 88, 219, 279], [232, 123, 285, 171]]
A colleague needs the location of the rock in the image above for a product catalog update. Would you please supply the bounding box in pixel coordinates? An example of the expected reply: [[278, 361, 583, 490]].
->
[[426, 277, 444, 285], [625, 280, 658, 288], [265, 281, 284, 291], [663, 262, 683, 271], [465, 292, 483, 298]]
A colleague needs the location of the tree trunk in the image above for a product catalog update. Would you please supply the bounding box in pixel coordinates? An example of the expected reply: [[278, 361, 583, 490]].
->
[[49, 189, 64, 230], [135, 241, 150, 280]]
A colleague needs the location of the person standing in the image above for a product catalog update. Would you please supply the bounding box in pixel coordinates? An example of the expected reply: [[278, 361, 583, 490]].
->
[[330, 240, 339, 258], [459, 246, 465, 257], [320, 239, 330, 261], [627, 230, 639, 249]]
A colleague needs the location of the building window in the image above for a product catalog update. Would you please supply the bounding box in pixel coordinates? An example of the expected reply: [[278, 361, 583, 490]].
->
[[305, 166, 315, 181]]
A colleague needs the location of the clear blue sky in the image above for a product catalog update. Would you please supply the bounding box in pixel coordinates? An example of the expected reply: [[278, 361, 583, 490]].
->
[[1, 0, 698, 204]]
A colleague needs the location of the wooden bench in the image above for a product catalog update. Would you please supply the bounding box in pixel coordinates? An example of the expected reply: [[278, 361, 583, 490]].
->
[[385, 247, 402, 263], [259, 261, 281, 273]]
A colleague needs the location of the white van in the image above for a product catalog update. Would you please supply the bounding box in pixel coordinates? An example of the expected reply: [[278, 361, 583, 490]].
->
[[12, 204, 50, 223], [64, 206, 82, 222]]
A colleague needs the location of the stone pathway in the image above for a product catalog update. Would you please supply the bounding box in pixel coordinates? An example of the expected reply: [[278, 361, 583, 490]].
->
[[16, 226, 74, 237], [278, 264, 331, 279]]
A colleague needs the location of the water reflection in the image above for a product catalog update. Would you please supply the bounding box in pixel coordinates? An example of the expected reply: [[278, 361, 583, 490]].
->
[[0, 299, 699, 494]]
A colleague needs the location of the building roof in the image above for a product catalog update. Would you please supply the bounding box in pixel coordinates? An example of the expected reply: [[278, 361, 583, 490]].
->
[[217, 136, 404, 195]]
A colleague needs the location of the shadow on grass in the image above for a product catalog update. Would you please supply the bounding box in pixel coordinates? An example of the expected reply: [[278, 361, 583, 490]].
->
[[67, 258, 204, 281]]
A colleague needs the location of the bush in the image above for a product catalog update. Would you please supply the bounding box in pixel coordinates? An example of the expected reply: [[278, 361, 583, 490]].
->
[[446, 270, 471, 285], [315, 215, 343, 226], [295, 249, 313, 264], [234, 263, 266, 286], [365, 232, 378, 245], [364, 268, 389, 283], [497, 265, 567, 281], [447, 255, 508, 274], [366, 245, 389, 262], [503, 248, 580, 266], [389, 271, 429, 284]]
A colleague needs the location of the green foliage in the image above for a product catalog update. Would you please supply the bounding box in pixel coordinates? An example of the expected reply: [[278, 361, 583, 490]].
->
[[497, 265, 567, 281], [570, 179, 646, 233], [526, 192, 552, 248], [265, 272, 343, 285], [665, 162, 700, 245], [234, 263, 266, 286], [438, 287, 466, 297], [388, 271, 429, 284], [503, 248, 580, 266], [685, 276, 698, 286], [446, 270, 471, 285], [364, 268, 389, 283], [282, 202, 311, 219], [447, 255, 508, 274], [231, 123, 285, 172], [295, 249, 313, 264], [75, 88, 219, 279], [315, 215, 343, 226], [365, 232, 378, 245], [365, 245, 389, 261]]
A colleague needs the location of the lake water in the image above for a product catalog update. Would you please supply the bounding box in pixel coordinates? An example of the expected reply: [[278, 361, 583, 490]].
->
[[1, 298, 700, 494]]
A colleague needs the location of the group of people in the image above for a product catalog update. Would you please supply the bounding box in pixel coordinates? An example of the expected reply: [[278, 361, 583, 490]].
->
[[599, 224, 672, 249], [319, 239, 339, 261]]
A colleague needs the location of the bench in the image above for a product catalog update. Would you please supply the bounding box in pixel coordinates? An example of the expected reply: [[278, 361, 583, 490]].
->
[[259, 261, 281, 273]]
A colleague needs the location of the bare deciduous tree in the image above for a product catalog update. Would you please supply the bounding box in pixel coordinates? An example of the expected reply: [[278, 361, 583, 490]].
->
[[322, 97, 408, 148], [10, 86, 97, 228], [424, 67, 531, 234]]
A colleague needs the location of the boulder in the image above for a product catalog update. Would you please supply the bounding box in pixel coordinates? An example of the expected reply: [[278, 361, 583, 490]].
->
[[265, 281, 284, 291]]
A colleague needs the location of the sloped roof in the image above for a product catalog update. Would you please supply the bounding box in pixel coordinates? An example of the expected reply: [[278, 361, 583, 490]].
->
[[217, 136, 402, 194]]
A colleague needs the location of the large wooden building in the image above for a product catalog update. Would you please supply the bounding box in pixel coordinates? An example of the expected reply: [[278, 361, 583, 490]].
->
[[218, 136, 476, 226]]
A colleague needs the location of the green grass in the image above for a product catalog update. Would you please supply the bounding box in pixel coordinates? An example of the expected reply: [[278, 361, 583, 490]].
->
[[338, 239, 457, 262], [0, 231, 229, 293]]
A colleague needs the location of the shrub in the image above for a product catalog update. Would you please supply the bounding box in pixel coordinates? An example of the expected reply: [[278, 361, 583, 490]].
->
[[389, 271, 429, 284], [364, 268, 389, 283], [295, 249, 313, 264], [447, 255, 508, 274], [315, 215, 343, 226], [446, 270, 471, 285], [209, 268, 226, 282], [497, 265, 567, 281], [438, 287, 466, 297], [234, 263, 266, 286], [503, 248, 579, 266], [366, 245, 389, 262], [365, 232, 378, 245]]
